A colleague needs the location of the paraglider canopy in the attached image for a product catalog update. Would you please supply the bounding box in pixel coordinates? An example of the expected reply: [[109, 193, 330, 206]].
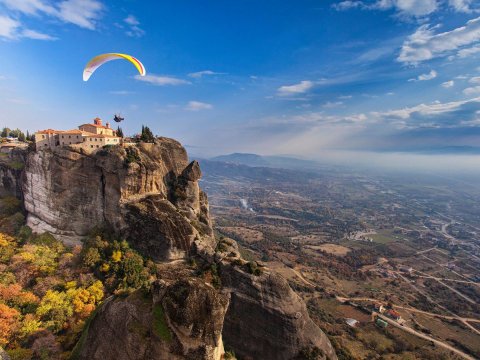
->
[[83, 53, 146, 81]]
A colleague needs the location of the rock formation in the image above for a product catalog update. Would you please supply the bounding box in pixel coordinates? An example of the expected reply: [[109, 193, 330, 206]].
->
[[73, 278, 228, 360], [22, 139, 213, 255], [1, 138, 337, 360]]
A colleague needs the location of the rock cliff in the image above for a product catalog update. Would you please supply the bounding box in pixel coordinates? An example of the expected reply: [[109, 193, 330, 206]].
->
[[74, 278, 228, 360], [0, 149, 26, 199], [22, 139, 213, 256], [6, 138, 336, 360]]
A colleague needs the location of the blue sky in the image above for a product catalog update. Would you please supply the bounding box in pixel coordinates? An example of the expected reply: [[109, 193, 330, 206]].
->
[[1, 0, 480, 168]]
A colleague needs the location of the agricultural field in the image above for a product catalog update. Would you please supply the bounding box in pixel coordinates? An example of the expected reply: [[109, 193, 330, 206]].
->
[[202, 159, 480, 359]]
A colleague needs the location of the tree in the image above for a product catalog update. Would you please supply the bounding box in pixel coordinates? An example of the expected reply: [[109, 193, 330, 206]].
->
[[36, 290, 73, 332], [0, 303, 19, 345], [120, 251, 149, 289], [140, 125, 155, 143], [82, 247, 101, 268], [116, 126, 124, 138], [1, 128, 11, 138]]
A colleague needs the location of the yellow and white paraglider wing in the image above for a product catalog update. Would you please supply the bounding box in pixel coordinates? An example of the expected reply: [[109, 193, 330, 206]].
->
[[83, 53, 146, 81]]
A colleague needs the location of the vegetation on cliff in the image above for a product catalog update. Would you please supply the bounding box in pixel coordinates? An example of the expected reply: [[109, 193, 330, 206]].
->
[[0, 195, 155, 359]]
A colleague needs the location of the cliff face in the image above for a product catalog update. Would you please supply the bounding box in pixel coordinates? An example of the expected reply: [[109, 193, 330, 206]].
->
[[0, 149, 26, 199], [13, 139, 336, 360], [74, 278, 228, 360], [22, 139, 213, 257], [221, 264, 336, 359]]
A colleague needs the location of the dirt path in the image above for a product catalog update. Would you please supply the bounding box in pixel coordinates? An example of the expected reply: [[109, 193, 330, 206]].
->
[[337, 295, 477, 359], [291, 268, 316, 287], [337, 296, 480, 336], [373, 312, 476, 360]]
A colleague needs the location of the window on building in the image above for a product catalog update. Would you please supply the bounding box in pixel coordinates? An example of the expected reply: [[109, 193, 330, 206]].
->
[[96, 145, 99, 148], [91, 145, 93, 148], [42, 135, 45, 139], [69, 136, 71, 138], [44, 144, 47, 146]]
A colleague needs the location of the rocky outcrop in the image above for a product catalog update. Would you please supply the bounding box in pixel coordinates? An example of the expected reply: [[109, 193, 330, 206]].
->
[[0, 347, 11, 360], [220, 263, 336, 360], [125, 195, 197, 261], [74, 278, 228, 360], [0, 149, 27, 199], [22, 139, 214, 256]]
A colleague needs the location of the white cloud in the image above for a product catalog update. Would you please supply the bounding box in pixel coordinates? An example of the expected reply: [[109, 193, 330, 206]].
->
[[109, 90, 134, 95], [322, 101, 343, 108], [463, 86, 480, 95], [185, 101, 213, 111], [441, 80, 454, 88], [373, 96, 480, 120], [469, 76, 480, 83], [188, 70, 226, 78], [448, 0, 478, 13], [134, 74, 190, 86], [408, 70, 437, 81], [57, 0, 103, 30], [21, 28, 56, 40], [0, 15, 20, 39], [124, 14, 139, 26], [454, 44, 480, 59], [124, 14, 144, 37], [398, 17, 480, 64], [0, 0, 104, 30], [277, 80, 314, 96], [332, 0, 439, 17], [392, 0, 438, 16], [0, 14, 57, 40], [0, 0, 56, 16], [332, 1, 363, 11]]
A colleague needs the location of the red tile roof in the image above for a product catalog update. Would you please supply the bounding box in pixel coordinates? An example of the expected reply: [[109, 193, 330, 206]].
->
[[84, 134, 119, 138], [36, 129, 64, 134], [79, 123, 111, 130]]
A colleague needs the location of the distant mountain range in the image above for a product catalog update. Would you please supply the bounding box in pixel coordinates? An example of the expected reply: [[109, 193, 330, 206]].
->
[[410, 146, 480, 155], [209, 153, 319, 170]]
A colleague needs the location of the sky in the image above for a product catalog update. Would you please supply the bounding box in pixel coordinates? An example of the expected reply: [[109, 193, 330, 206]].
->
[[1, 0, 480, 171]]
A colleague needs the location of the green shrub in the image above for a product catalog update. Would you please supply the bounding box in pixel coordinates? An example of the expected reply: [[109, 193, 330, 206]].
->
[[224, 350, 236, 359], [152, 304, 172, 341], [0, 196, 21, 216], [7, 348, 33, 360], [246, 261, 262, 276], [29, 232, 63, 252]]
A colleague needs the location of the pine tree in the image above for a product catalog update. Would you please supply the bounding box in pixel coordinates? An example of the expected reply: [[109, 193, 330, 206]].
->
[[116, 127, 124, 138], [140, 125, 155, 143]]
